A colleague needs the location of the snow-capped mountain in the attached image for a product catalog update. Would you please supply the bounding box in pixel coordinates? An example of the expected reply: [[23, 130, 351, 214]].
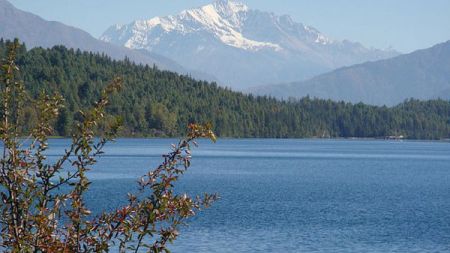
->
[[101, 0, 398, 89]]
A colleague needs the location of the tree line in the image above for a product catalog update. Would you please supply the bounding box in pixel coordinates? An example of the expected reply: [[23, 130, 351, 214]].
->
[[2, 39, 449, 139]]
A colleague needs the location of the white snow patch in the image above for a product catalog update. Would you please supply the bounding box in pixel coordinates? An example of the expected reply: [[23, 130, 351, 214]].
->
[[103, 0, 285, 52]]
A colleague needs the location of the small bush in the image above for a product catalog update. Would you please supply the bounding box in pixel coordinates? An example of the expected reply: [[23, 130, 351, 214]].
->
[[0, 39, 218, 252]]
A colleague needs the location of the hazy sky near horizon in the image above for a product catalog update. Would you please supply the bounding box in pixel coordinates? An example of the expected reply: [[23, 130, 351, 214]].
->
[[8, 0, 450, 53]]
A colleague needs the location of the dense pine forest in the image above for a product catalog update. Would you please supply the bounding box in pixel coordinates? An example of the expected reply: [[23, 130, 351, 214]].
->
[[2, 39, 450, 139]]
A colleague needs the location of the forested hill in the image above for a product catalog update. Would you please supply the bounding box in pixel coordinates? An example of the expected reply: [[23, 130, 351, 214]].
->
[[2, 40, 450, 139]]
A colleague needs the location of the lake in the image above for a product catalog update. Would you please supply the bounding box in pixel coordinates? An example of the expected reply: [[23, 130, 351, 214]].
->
[[44, 138, 450, 252]]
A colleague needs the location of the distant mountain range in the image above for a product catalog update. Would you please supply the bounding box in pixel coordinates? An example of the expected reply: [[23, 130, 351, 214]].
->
[[100, 0, 398, 89], [2, 0, 448, 106], [249, 41, 450, 106], [0, 0, 216, 80]]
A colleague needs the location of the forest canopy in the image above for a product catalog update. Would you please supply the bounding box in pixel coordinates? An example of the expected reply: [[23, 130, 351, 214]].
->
[[2, 39, 449, 140]]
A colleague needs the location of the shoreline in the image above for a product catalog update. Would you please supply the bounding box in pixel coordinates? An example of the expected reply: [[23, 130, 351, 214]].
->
[[40, 136, 450, 143]]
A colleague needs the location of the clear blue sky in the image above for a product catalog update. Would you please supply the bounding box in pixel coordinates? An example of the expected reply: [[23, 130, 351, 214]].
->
[[8, 0, 450, 53]]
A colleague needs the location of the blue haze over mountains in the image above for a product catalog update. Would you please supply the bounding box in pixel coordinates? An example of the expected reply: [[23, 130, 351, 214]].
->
[[250, 41, 450, 106], [0, 0, 449, 106]]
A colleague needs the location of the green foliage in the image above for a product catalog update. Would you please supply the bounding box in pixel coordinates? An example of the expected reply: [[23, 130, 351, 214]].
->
[[0, 40, 218, 252], [1, 39, 449, 139]]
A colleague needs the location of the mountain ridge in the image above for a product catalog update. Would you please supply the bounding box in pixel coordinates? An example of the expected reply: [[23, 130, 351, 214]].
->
[[101, 0, 398, 89], [248, 40, 450, 105], [0, 0, 217, 81]]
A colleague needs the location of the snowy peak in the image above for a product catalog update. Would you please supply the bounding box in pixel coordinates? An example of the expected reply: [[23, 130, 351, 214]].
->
[[101, 0, 281, 52], [213, 0, 249, 14], [187, 0, 247, 29], [100, 0, 338, 52], [181, 1, 280, 51], [212, 0, 249, 22], [100, 1, 398, 89]]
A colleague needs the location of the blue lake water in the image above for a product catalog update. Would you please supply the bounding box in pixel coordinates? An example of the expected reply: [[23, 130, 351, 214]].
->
[[44, 139, 450, 252]]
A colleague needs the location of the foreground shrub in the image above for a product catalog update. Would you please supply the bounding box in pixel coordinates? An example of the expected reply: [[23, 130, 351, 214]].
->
[[0, 40, 217, 252]]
